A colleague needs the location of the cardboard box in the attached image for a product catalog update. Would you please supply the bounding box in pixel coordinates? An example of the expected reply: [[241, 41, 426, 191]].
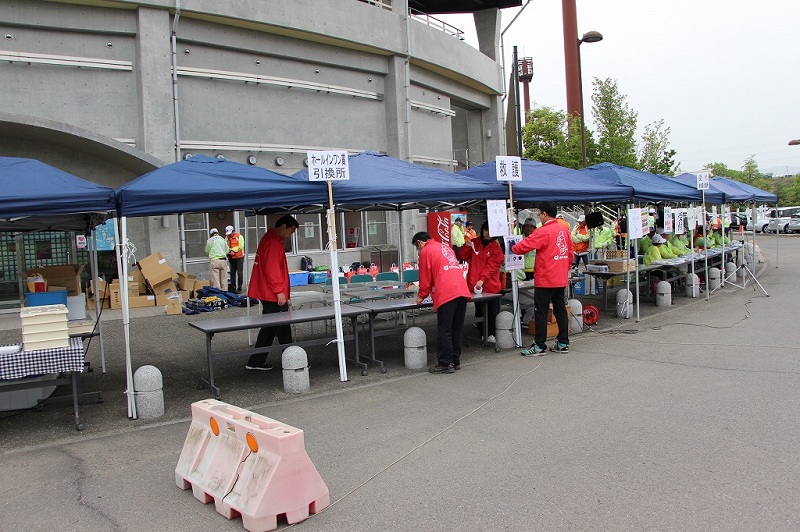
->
[[177, 272, 197, 291], [128, 295, 156, 308], [148, 280, 178, 297], [129, 268, 147, 295], [528, 320, 568, 339], [155, 290, 183, 306], [165, 300, 183, 315], [87, 297, 110, 310], [110, 285, 148, 309], [27, 264, 85, 295], [136, 253, 176, 288], [603, 258, 637, 273], [89, 279, 109, 300], [194, 279, 211, 293], [110, 280, 139, 296]]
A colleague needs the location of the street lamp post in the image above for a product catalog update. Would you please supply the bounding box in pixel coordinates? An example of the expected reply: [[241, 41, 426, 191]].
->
[[578, 30, 603, 168]]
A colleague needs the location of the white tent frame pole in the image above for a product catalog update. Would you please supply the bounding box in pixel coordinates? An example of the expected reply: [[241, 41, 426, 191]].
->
[[702, 193, 710, 301], [114, 216, 137, 419], [327, 180, 348, 382]]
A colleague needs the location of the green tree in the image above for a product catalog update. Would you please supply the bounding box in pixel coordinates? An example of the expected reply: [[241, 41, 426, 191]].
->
[[521, 106, 585, 169], [590, 77, 638, 168], [638, 119, 678, 175]]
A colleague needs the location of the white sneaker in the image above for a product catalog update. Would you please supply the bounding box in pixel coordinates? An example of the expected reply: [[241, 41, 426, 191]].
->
[[486, 335, 496, 344]]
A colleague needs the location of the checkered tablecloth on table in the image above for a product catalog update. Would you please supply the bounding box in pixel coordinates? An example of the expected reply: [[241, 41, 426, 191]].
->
[[0, 337, 84, 380]]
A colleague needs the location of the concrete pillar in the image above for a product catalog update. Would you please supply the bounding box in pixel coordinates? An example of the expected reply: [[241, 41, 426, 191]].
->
[[134, 365, 164, 419], [708, 267, 721, 291], [616, 289, 633, 318], [655, 281, 672, 307], [282, 346, 310, 394], [494, 311, 515, 349], [567, 299, 583, 332], [404, 327, 427, 369]]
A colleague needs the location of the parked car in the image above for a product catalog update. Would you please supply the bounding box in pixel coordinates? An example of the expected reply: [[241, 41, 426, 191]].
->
[[766, 215, 800, 234]]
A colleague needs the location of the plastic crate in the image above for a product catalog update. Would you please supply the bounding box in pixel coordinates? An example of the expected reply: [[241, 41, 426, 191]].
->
[[289, 271, 309, 287], [24, 289, 68, 307], [308, 271, 327, 284]]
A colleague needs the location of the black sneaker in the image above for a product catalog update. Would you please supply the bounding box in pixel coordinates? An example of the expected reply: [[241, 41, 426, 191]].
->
[[429, 364, 454, 374], [452, 361, 461, 371], [245, 362, 274, 371], [549, 342, 569, 353]]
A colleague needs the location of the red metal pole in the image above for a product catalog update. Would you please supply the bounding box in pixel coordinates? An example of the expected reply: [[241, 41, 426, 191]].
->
[[562, 0, 581, 119]]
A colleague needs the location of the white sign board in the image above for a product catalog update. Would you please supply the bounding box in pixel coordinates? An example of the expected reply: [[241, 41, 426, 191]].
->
[[486, 199, 509, 237], [495, 156, 522, 182], [663, 207, 673, 233], [627, 207, 644, 239], [696, 171, 710, 190], [674, 209, 686, 235], [76, 235, 87, 249], [504, 235, 524, 271], [307, 150, 350, 181], [686, 206, 698, 229]]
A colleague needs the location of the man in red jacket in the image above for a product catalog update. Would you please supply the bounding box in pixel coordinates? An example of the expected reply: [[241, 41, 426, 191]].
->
[[246, 215, 299, 371], [512, 202, 574, 356], [413, 231, 471, 374]]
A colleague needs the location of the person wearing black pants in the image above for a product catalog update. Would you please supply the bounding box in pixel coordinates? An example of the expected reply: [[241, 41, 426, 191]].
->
[[435, 295, 468, 370], [251, 300, 292, 362], [532, 287, 569, 352]]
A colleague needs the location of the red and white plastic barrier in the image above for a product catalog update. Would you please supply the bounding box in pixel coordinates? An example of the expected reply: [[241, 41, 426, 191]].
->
[[176, 399, 329, 531]]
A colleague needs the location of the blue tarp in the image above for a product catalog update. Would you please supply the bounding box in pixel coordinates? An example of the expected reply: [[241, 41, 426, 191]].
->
[[0, 156, 116, 232], [672, 173, 753, 203], [116, 155, 323, 217], [581, 163, 724, 204], [458, 159, 634, 204], [712, 176, 777, 203], [290, 152, 500, 210]]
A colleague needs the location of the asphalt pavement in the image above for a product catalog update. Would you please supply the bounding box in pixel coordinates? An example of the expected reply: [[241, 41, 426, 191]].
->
[[2, 233, 799, 531]]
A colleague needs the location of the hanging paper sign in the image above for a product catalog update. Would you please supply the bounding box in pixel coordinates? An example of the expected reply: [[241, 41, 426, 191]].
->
[[307, 150, 350, 181], [686, 207, 698, 229], [663, 207, 673, 233], [495, 156, 522, 181], [627, 207, 644, 239], [504, 235, 524, 270], [674, 209, 686, 235], [76, 235, 87, 249], [486, 199, 509, 237], [696, 171, 710, 190], [87, 219, 116, 251]]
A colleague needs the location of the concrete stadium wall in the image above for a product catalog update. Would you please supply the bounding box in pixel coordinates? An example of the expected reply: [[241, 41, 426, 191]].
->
[[1, 0, 505, 266]]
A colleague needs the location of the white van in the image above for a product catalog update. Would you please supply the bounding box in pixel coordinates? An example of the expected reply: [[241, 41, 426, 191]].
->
[[764, 206, 800, 233]]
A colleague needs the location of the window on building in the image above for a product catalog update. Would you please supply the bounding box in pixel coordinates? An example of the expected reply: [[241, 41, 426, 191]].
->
[[184, 213, 209, 258], [295, 214, 323, 252], [364, 211, 388, 246]]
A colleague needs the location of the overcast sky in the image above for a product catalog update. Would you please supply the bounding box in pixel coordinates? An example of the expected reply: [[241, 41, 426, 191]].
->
[[438, 1, 800, 175]]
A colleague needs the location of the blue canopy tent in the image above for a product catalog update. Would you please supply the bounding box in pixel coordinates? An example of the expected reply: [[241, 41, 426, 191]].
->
[[116, 155, 323, 216], [289, 151, 501, 212], [712, 177, 777, 203], [458, 159, 635, 204], [672, 173, 753, 204], [581, 163, 724, 204], [0, 156, 115, 232], [0, 156, 116, 376]]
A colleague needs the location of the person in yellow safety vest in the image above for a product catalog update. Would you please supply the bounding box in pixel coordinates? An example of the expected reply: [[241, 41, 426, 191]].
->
[[655, 229, 677, 259], [451, 217, 466, 259], [644, 233, 667, 265], [592, 222, 615, 259], [521, 218, 537, 280], [639, 231, 653, 254], [667, 231, 690, 256], [225, 225, 245, 293]]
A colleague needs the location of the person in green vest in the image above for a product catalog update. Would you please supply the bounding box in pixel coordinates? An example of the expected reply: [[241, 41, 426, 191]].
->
[[592, 221, 615, 259], [644, 233, 667, 265], [521, 218, 536, 280], [667, 232, 690, 256], [638, 231, 653, 254]]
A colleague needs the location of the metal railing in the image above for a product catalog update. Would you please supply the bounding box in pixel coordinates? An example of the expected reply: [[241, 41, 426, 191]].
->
[[409, 9, 465, 40]]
